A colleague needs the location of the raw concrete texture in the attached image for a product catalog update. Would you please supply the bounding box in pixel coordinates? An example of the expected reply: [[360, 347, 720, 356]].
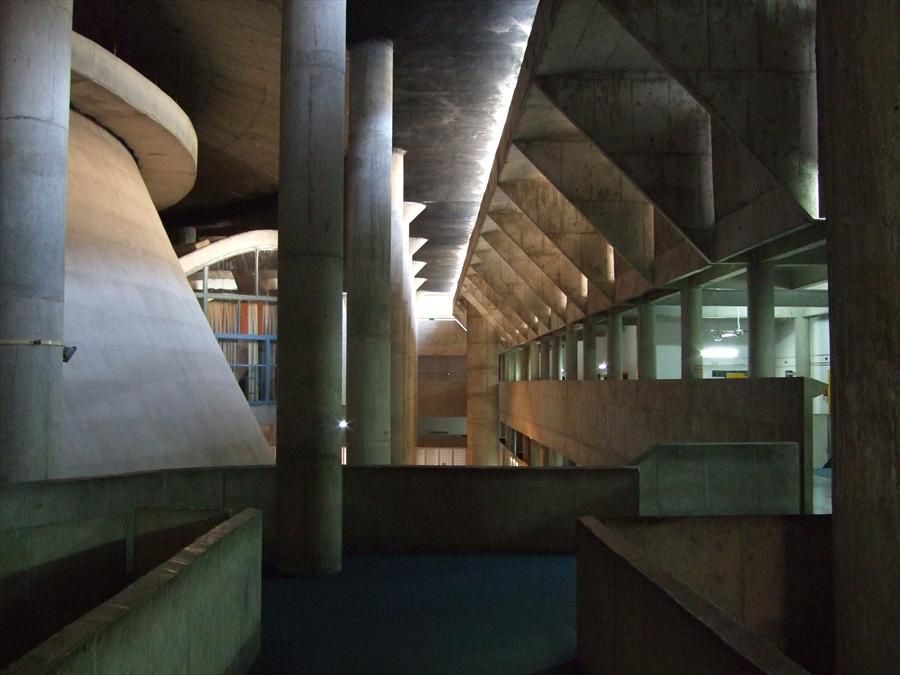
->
[[500, 378, 825, 510], [0, 505, 228, 669], [5, 509, 262, 675], [345, 466, 638, 553], [60, 111, 270, 477], [0, 0, 72, 481], [817, 1, 900, 672], [600, 516, 833, 674], [466, 303, 500, 466], [346, 39, 394, 466], [275, 0, 346, 575], [577, 517, 808, 675], [635, 443, 802, 516]]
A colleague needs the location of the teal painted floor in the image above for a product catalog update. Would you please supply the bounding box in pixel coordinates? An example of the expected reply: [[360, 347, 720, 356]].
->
[[252, 554, 577, 674]]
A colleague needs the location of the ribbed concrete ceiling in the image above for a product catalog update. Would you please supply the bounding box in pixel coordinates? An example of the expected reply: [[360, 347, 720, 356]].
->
[[73, 0, 538, 293]]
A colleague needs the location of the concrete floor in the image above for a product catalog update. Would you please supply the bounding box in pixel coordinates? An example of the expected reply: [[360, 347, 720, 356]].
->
[[252, 554, 577, 674]]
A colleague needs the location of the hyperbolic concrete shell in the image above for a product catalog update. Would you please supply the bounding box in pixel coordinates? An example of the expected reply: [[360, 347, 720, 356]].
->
[[61, 111, 272, 476]]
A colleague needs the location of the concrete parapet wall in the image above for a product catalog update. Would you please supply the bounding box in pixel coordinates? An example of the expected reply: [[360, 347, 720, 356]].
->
[[500, 378, 825, 511], [5, 509, 262, 675], [577, 517, 810, 675], [635, 442, 802, 516], [344, 466, 638, 552], [1, 464, 638, 558], [599, 516, 832, 673], [0, 506, 229, 668]]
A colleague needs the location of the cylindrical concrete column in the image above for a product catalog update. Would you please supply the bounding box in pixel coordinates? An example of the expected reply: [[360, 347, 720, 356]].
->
[[527, 341, 539, 381], [538, 339, 550, 380], [346, 39, 393, 465], [275, 0, 346, 575], [607, 311, 623, 380], [565, 324, 578, 380], [0, 1, 72, 482], [405, 288, 417, 464], [516, 347, 526, 381], [466, 302, 500, 466], [793, 317, 810, 378], [748, 260, 775, 378], [582, 319, 597, 380], [550, 334, 561, 380], [820, 3, 900, 670], [681, 284, 703, 379], [177, 226, 197, 246], [638, 303, 657, 380], [390, 148, 410, 465]]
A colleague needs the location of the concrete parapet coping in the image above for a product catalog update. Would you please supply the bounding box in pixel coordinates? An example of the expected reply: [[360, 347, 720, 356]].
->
[[577, 516, 809, 674], [3, 508, 262, 675], [70, 32, 198, 210]]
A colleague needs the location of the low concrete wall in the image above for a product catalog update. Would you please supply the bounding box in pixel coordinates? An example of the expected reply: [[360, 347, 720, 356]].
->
[[0, 506, 228, 668], [1, 464, 639, 558], [5, 509, 262, 675], [344, 466, 639, 552], [635, 443, 802, 516], [500, 378, 825, 511], [577, 517, 809, 675], [599, 516, 833, 674]]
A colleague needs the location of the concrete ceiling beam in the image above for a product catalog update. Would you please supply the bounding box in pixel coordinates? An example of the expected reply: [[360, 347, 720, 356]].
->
[[459, 283, 515, 344], [479, 222, 577, 326], [465, 270, 537, 341], [460, 280, 515, 342], [514, 139, 655, 282], [469, 244, 554, 335], [597, 0, 819, 220], [498, 177, 617, 304], [488, 208, 603, 317], [535, 74, 715, 254]]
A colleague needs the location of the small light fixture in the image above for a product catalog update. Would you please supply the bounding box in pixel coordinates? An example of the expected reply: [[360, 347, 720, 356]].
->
[[338, 420, 349, 429], [701, 346, 738, 359]]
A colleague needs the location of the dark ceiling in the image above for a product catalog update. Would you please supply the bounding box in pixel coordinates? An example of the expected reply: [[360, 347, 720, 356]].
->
[[73, 0, 537, 292]]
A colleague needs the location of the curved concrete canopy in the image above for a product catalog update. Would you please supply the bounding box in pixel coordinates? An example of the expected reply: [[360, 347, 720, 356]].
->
[[180, 229, 278, 276], [70, 32, 198, 210]]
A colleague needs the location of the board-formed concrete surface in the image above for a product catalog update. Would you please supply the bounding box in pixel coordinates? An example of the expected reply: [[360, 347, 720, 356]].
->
[[576, 517, 809, 675], [5, 509, 261, 675], [635, 442, 802, 516], [1, 464, 638, 559], [599, 516, 832, 673], [500, 378, 825, 510], [59, 111, 271, 477]]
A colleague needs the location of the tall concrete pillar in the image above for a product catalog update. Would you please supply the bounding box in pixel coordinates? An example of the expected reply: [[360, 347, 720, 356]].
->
[[638, 303, 657, 380], [346, 39, 393, 465], [793, 317, 810, 379], [177, 226, 197, 245], [681, 284, 703, 379], [819, 2, 900, 671], [0, 1, 72, 482], [516, 347, 526, 382], [405, 289, 417, 463], [390, 148, 410, 465], [565, 324, 578, 380], [275, 0, 345, 574], [582, 319, 597, 380], [528, 341, 540, 380], [748, 260, 775, 378], [538, 339, 550, 380], [467, 301, 500, 466], [607, 311, 623, 380], [550, 334, 561, 380]]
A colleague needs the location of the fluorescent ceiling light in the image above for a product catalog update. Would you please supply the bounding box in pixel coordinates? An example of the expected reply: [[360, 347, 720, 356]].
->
[[701, 346, 739, 359]]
